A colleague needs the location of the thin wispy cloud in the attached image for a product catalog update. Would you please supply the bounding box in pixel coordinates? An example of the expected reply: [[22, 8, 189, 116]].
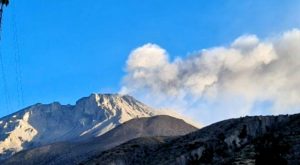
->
[[120, 29, 300, 125]]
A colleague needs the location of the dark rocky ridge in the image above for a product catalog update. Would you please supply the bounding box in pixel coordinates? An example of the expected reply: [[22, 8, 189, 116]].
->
[[83, 113, 300, 165]]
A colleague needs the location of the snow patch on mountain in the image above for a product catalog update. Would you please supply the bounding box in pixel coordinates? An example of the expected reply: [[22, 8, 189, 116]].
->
[[0, 112, 38, 156]]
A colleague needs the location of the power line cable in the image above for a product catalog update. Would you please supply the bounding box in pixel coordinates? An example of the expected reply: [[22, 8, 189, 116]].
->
[[0, 45, 12, 113], [11, 2, 24, 106], [0, 2, 13, 113]]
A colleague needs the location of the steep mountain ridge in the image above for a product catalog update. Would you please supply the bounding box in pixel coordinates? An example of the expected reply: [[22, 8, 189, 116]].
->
[[0, 94, 156, 160]]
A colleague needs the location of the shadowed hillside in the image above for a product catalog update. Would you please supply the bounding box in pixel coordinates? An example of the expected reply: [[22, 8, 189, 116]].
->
[[83, 114, 300, 165]]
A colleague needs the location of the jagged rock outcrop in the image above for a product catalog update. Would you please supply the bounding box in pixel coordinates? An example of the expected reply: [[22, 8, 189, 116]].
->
[[0, 93, 156, 160], [82, 114, 300, 165]]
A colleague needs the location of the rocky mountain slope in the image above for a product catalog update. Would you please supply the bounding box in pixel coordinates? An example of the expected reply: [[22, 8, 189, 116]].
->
[[0, 93, 156, 160], [3, 115, 198, 165], [82, 113, 300, 165]]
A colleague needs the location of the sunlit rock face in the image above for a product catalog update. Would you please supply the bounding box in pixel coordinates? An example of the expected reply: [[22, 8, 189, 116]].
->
[[0, 94, 156, 160]]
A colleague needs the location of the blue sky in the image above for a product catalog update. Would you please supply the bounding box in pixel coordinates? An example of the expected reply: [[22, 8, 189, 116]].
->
[[0, 0, 300, 118]]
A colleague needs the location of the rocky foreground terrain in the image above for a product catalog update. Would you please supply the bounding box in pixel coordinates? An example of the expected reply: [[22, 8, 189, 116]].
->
[[82, 114, 300, 165]]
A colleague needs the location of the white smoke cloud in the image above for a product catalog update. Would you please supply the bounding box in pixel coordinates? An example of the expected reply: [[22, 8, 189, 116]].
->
[[120, 29, 300, 125]]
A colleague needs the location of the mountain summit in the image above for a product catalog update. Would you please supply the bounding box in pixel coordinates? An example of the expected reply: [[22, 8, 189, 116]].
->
[[0, 94, 156, 160]]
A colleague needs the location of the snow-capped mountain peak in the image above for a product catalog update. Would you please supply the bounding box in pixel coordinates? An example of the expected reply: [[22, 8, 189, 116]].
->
[[0, 94, 156, 160]]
